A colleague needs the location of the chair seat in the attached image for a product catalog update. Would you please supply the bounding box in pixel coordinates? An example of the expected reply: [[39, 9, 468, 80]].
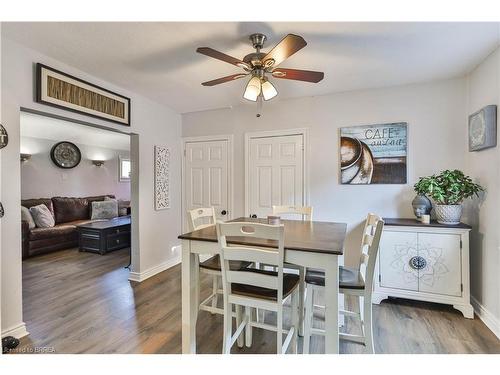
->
[[231, 269, 300, 301], [199, 254, 251, 271], [305, 266, 365, 289]]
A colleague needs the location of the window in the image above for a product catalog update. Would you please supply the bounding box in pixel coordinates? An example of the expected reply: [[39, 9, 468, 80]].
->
[[119, 157, 131, 182]]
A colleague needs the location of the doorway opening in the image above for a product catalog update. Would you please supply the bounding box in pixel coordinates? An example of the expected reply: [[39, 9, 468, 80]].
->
[[19, 109, 138, 346]]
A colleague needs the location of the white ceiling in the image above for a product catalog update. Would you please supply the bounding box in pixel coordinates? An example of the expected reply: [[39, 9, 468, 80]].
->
[[4, 22, 500, 114], [20, 112, 130, 151]]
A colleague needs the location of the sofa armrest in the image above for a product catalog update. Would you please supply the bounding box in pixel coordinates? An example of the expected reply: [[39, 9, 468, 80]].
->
[[21, 220, 30, 259]]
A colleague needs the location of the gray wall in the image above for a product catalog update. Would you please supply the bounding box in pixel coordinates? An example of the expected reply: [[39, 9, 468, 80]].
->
[[463, 46, 500, 336], [182, 78, 467, 267], [20, 136, 130, 200], [1, 37, 182, 338]]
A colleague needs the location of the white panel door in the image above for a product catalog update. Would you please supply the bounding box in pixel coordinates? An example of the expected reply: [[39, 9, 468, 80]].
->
[[184, 140, 229, 229], [379, 231, 419, 292], [248, 134, 303, 218], [417, 232, 462, 297]]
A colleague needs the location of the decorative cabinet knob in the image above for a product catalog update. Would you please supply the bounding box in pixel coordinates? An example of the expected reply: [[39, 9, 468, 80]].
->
[[221, 210, 227, 216], [250, 214, 257, 218], [0, 202, 4, 218], [409, 256, 427, 270]]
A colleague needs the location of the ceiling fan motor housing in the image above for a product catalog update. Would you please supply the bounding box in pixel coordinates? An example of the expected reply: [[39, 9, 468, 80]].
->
[[249, 33, 267, 51]]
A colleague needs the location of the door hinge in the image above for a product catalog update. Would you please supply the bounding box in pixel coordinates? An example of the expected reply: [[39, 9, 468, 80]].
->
[[461, 283, 463, 292], [460, 240, 462, 249], [378, 274, 381, 282], [183, 149, 186, 157]]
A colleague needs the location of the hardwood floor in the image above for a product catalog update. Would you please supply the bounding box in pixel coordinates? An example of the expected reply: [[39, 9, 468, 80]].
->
[[14, 248, 500, 354]]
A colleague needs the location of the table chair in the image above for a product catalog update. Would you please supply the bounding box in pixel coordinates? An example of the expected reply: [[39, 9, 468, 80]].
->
[[303, 213, 384, 354], [216, 221, 300, 354]]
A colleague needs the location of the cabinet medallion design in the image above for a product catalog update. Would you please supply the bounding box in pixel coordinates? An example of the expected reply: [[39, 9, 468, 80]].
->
[[390, 242, 449, 286]]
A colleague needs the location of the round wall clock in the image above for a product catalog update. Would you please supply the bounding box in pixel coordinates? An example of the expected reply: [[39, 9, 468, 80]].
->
[[50, 141, 81, 169]]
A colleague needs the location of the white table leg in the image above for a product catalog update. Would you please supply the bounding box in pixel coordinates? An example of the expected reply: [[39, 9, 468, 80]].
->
[[324, 255, 339, 354], [182, 240, 198, 354]]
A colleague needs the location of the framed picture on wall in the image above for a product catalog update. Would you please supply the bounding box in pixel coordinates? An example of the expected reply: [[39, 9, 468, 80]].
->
[[36, 63, 131, 126], [340, 122, 408, 184]]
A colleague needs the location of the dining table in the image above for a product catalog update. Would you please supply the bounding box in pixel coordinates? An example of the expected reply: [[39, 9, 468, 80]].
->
[[178, 217, 347, 354]]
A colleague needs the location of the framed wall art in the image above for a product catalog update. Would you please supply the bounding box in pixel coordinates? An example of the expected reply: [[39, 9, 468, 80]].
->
[[340, 122, 407, 184], [154, 145, 170, 210], [468, 105, 497, 151], [36, 63, 131, 126]]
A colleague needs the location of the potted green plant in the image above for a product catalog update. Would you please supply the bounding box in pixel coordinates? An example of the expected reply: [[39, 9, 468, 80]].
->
[[414, 169, 483, 224]]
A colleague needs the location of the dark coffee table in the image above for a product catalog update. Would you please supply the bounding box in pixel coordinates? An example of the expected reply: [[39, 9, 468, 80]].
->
[[77, 216, 131, 255]]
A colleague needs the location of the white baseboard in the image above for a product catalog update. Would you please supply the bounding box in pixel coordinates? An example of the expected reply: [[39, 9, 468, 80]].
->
[[128, 245, 181, 282], [471, 296, 500, 339], [1, 322, 29, 339]]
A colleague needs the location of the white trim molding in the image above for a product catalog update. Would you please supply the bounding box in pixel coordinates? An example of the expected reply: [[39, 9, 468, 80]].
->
[[471, 296, 500, 339], [1, 322, 29, 339], [244, 128, 310, 217], [128, 245, 181, 282]]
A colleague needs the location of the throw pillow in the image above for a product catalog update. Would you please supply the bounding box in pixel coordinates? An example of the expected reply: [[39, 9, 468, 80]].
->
[[21, 206, 36, 229], [29, 204, 55, 228], [105, 197, 130, 216], [91, 200, 118, 220]]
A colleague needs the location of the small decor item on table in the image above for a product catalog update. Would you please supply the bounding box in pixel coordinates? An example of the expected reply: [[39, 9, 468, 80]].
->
[[154, 145, 170, 210], [414, 169, 483, 225], [50, 141, 81, 169], [420, 214, 431, 224], [411, 194, 432, 219], [0, 123, 8, 149], [469, 105, 497, 151], [267, 215, 280, 225]]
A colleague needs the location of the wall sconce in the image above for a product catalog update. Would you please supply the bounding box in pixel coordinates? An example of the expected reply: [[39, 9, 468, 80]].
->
[[20, 153, 32, 163], [92, 160, 105, 167]]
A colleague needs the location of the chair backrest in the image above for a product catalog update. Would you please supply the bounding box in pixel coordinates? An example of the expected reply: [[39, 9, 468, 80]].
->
[[358, 213, 384, 294], [216, 222, 285, 301], [188, 207, 217, 231], [272, 205, 313, 222]]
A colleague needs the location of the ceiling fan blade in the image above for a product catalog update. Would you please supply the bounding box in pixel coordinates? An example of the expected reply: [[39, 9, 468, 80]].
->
[[262, 34, 307, 68], [196, 47, 250, 70], [201, 73, 248, 86], [272, 68, 324, 83]]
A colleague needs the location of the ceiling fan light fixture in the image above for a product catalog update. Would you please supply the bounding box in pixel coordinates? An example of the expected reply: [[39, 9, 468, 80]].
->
[[261, 79, 278, 101], [243, 76, 261, 102]]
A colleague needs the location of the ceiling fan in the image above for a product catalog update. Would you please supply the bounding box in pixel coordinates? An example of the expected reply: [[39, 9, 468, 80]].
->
[[196, 33, 324, 102]]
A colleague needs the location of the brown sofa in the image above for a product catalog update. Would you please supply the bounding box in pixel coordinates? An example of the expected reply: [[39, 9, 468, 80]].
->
[[21, 195, 116, 259]]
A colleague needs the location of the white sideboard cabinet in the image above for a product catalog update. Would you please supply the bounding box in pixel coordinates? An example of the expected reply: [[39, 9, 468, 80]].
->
[[373, 218, 473, 318]]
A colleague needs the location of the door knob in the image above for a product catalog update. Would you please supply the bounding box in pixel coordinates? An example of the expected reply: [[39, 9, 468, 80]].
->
[[221, 210, 227, 216]]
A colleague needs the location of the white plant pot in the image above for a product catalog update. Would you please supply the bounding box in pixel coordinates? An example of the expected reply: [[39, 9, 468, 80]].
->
[[435, 204, 463, 225]]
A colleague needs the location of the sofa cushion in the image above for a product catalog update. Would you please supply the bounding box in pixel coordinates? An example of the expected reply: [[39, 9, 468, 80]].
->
[[29, 204, 55, 228], [21, 198, 54, 217], [29, 224, 76, 241], [52, 197, 90, 224], [21, 206, 36, 229]]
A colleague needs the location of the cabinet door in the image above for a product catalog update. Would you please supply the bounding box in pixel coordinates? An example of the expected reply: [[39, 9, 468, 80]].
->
[[417, 233, 462, 297], [379, 231, 419, 291]]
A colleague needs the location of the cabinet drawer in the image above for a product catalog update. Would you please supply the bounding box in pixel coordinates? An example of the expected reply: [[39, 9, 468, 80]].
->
[[80, 231, 101, 251], [106, 232, 130, 250], [105, 225, 130, 236]]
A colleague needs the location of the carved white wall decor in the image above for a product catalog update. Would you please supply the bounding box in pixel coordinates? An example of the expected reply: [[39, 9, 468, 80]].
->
[[154, 145, 170, 210]]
